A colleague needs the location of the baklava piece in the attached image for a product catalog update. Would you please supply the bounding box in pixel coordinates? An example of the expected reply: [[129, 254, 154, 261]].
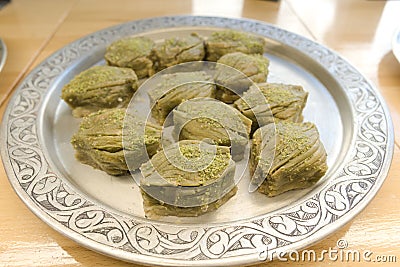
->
[[71, 108, 161, 175], [214, 52, 270, 103], [234, 83, 308, 132], [147, 71, 216, 124], [140, 140, 237, 218], [105, 36, 155, 78], [61, 65, 138, 117], [251, 121, 327, 197], [151, 33, 205, 71], [205, 29, 266, 61], [173, 98, 252, 160]]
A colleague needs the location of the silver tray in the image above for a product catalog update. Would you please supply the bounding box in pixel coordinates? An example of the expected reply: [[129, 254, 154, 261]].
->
[[1, 16, 394, 266]]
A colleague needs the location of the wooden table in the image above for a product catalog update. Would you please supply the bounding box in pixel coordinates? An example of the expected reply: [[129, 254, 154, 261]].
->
[[0, 0, 399, 266]]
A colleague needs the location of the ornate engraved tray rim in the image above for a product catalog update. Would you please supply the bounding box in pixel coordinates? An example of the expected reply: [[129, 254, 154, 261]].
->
[[0, 16, 394, 266]]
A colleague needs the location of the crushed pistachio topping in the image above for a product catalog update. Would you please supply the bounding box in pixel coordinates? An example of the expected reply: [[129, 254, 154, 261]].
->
[[179, 144, 202, 159], [275, 122, 312, 159], [197, 147, 230, 181], [159, 34, 201, 50], [177, 99, 251, 135], [210, 30, 264, 48], [217, 52, 269, 74], [260, 83, 301, 104], [79, 109, 123, 130], [176, 142, 230, 183], [105, 36, 154, 62], [150, 141, 231, 186], [62, 65, 137, 95], [237, 83, 303, 111]]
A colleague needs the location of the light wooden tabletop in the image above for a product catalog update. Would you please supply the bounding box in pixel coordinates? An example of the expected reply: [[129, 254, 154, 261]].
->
[[0, 0, 399, 266]]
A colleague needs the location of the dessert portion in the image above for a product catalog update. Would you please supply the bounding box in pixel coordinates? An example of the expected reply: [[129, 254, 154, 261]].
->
[[234, 83, 308, 131], [205, 29, 266, 61], [61, 65, 138, 117], [105, 36, 155, 78], [147, 71, 216, 124], [61, 29, 329, 218], [141, 186, 237, 218], [173, 98, 252, 160], [214, 52, 270, 103], [251, 121, 327, 197], [71, 108, 161, 175], [140, 140, 237, 217], [151, 33, 205, 71]]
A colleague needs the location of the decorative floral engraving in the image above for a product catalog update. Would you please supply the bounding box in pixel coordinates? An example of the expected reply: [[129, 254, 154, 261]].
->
[[1, 16, 392, 266]]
